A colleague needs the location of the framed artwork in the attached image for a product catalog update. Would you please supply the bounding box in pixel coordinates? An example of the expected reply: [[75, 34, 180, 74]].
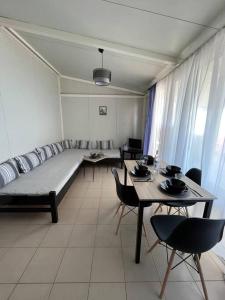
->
[[99, 106, 107, 115]]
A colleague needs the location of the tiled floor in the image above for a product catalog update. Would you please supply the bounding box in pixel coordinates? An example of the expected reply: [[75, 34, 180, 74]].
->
[[0, 166, 224, 300]]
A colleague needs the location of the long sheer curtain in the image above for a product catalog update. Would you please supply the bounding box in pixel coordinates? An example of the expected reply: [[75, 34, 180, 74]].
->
[[149, 29, 225, 258], [143, 85, 156, 155]]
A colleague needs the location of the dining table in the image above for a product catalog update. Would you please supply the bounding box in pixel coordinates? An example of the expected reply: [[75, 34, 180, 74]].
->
[[123, 160, 216, 264]]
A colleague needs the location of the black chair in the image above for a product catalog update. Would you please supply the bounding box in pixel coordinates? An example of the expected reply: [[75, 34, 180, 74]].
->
[[111, 167, 151, 234], [154, 168, 202, 216], [147, 215, 225, 299]]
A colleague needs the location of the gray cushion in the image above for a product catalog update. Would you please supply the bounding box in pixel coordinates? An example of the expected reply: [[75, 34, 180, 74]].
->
[[15, 152, 42, 173], [0, 160, 20, 188]]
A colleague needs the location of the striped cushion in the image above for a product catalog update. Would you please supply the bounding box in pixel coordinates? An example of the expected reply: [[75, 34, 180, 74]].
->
[[36, 145, 53, 162], [77, 140, 90, 149], [55, 142, 64, 153], [50, 143, 59, 155], [15, 152, 42, 173], [63, 139, 73, 149], [43, 145, 54, 159], [0, 160, 20, 188], [99, 140, 113, 150], [90, 141, 99, 150]]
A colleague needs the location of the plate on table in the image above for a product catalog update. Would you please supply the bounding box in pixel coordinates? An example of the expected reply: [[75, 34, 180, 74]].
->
[[160, 180, 188, 196]]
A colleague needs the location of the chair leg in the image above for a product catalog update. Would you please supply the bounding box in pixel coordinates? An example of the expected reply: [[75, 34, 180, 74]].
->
[[142, 223, 147, 237], [114, 202, 122, 216], [154, 204, 162, 214], [115, 204, 125, 235], [196, 255, 209, 300], [160, 249, 176, 299], [147, 239, 160, 253]]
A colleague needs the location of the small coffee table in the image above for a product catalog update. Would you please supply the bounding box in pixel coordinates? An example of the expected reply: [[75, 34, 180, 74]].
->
[[83, 155, 106, 181]]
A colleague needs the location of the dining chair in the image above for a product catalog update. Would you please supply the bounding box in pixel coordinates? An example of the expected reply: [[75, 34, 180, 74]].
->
[[154, 168, 202, 217], [147, 215, 225, 299], [111, 167, 151, 235]]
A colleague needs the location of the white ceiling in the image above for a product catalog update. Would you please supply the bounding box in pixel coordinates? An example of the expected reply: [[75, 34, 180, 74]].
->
[[0, 0, 224, 92]]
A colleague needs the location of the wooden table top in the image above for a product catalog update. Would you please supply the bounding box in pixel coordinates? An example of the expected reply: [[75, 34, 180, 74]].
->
[[124, 160, 216, 202]]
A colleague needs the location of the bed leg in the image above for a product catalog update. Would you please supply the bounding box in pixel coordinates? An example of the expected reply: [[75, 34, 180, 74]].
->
[[50, 191, 58, 223]]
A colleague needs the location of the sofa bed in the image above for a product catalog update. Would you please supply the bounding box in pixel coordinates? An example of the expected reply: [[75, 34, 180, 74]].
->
[[0, 140, 121, 222]]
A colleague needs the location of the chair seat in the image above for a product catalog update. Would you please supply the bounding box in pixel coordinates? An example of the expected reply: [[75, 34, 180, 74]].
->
[[151, 215, 186, 241], [164, 201, 196, 208], [123, 185, 151, 208]]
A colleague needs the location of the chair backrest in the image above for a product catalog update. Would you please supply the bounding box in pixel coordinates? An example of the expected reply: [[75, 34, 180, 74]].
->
[[111, 167, 125, 202], [185, 168, 202, 186], [128, 138, 142, 149], [167, 217, 225, 254]]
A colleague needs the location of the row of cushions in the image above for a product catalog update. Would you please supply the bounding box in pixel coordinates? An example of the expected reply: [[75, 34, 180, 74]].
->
[[0, 139, 114, 188], [63, 139, 114, 150], [0, 141, 66, 188]]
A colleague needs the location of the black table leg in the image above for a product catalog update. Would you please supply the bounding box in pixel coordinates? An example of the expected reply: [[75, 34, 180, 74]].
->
[[124, 165, 127, 186], [121, 151, 124, 168], [135, 202, 144, 264], [93, 165, 95, 181], [203, 200, 213, 218]]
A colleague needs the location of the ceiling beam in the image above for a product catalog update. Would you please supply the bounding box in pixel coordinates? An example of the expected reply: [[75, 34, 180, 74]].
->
[[61, 93, 144, 99], [61, 75, 144, 95], [0, 16, 177, 65]]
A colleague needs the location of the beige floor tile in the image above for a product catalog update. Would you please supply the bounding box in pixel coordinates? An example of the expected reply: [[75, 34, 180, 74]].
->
[[98, 208, 118, 225], [0, 225, 27, 247], [58, 208, 80, 224], [95, 225, 121, 247], [0, 284, 15, 300], [101, 189, 117, 198], [56, 248, 93, 282], [89, 283, 126, 300], [126, 282, 164, 300], [121, 209, 138, 225], [91, 248, 124, 282], [12, 225, 50, 247], [120, 225, 149, 248], [66, 187, 86, 198], [84, 189, 101, 199], [197, 281, 225, 300], [187, 253, 224, 281], [40, 225, 73, 247], [20, 248, 64, 283], [49, 283, 89, 300], [82, 198, 100, 209], [152, 245, 193, 282], [9, 284, 51, 300], [59, 197, 84, 209], [165, 282, 203, 300], [123, 247, 160, 282], [68, 225, 96, 247], [99, 197, 118, 210], [0, 248, 36, 283], [76, 209, 98, 225]]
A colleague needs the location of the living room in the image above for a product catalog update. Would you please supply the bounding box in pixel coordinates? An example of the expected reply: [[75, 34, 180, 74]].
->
[[0, 1, 225, 300]]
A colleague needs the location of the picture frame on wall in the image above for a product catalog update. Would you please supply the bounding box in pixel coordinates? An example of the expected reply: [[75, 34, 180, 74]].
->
[[99, 106, 107, 115]]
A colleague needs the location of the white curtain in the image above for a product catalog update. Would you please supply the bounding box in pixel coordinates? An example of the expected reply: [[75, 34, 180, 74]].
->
[[149, 29, 225, 258]]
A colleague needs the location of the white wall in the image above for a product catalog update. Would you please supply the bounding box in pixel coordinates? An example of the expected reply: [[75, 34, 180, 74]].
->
[[61, 96, 144, 148], [0, 28, 62, 163]]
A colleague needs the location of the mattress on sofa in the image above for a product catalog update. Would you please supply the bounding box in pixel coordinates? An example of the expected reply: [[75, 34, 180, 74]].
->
[[0, 150, 83, 196]]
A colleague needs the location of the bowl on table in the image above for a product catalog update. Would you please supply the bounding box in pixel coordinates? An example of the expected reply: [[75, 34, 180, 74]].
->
[[165, 178, 187, 194], [166, 165, 181, 176]]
